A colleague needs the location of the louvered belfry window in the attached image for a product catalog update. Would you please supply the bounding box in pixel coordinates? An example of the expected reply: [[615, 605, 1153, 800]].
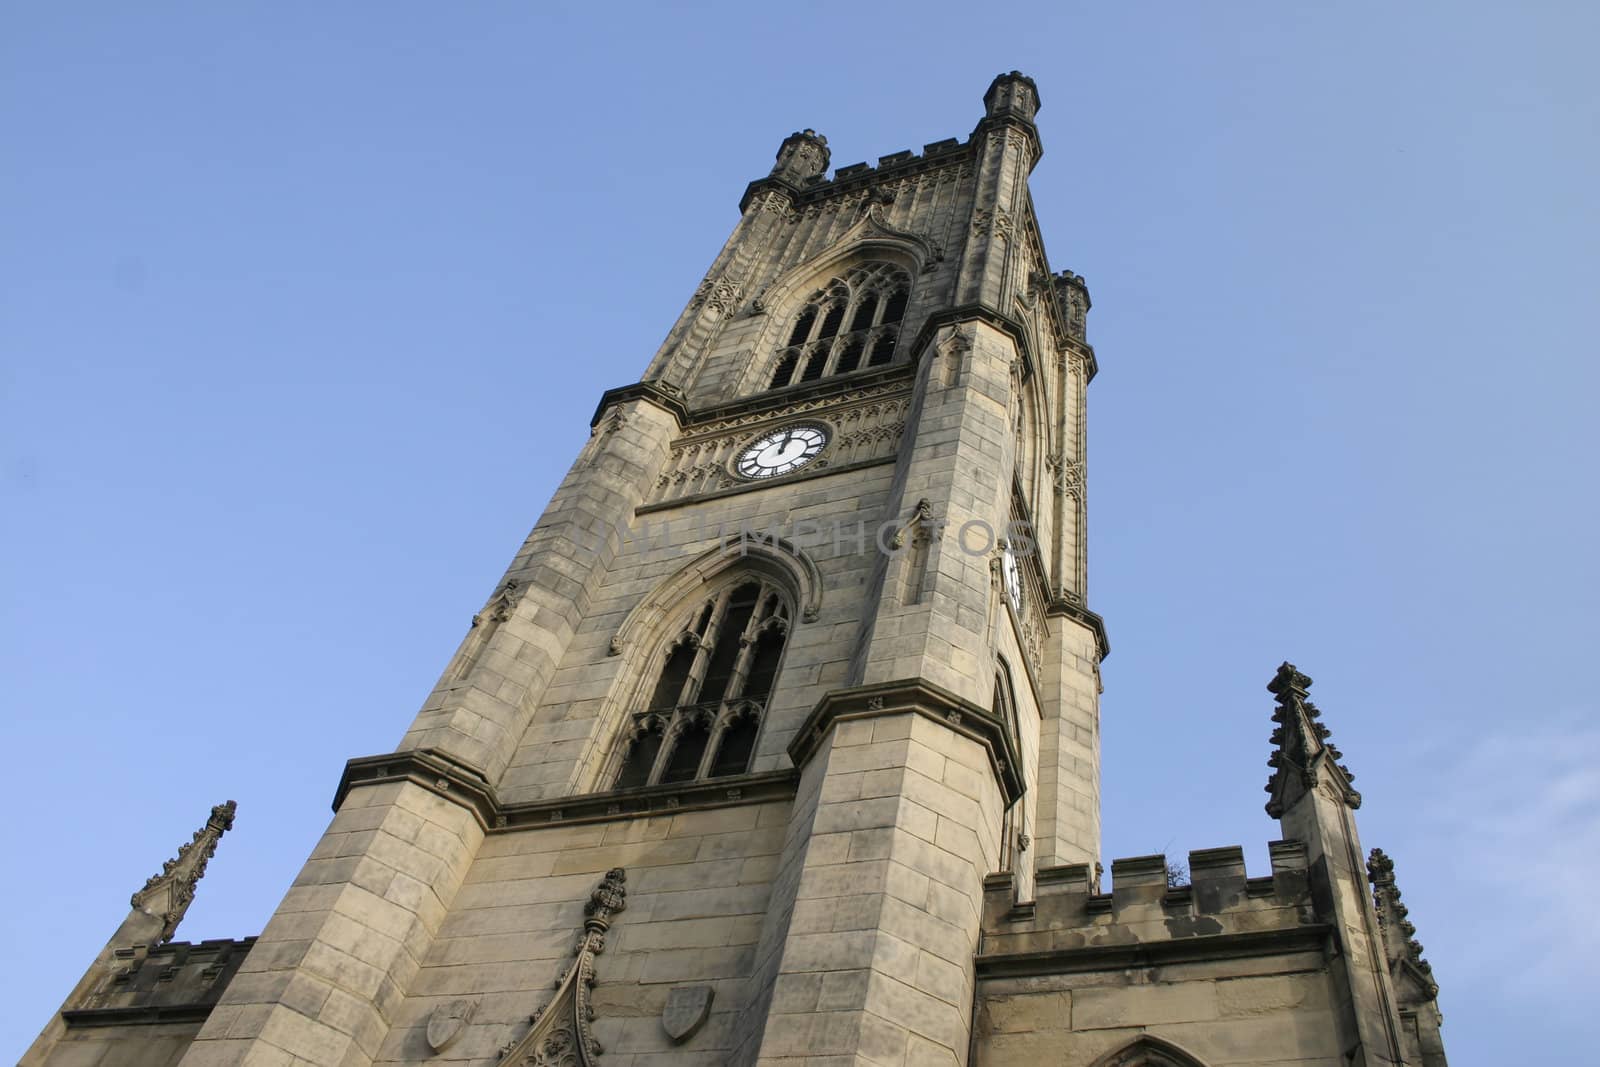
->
[[613, 578, 790, 789], [769, 264, 911, 390]]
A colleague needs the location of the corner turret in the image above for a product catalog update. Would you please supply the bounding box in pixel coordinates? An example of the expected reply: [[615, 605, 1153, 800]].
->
[[983, 70, 1041, 125], [768, 128, 830, 185]]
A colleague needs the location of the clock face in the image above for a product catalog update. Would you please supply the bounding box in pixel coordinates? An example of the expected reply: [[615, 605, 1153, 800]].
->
[[1002, 543, 1023, 612], [736, 424, 828, 479]]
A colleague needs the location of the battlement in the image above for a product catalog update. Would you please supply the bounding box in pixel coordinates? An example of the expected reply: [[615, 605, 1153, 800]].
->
[[62, 936, 255, 1028], [741, 132, 977, 214], [980, 841, 1318, 960], [824, 135, 971, 185]]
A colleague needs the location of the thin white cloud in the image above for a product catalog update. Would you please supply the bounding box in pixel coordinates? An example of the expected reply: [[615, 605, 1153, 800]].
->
[[1423, 711, 1600, 995]]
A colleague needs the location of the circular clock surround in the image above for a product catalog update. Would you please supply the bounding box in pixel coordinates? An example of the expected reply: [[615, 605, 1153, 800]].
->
[[1002, 542, 1023, 613], [735, 423, 829, 480]]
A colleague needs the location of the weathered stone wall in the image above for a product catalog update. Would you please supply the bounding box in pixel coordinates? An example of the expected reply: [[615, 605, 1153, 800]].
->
[[369, 799, 790, 1065], [496, 438, 901, 804]]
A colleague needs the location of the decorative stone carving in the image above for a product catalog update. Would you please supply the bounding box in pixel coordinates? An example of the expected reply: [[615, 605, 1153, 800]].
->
[[474, 578, 522, 628], [993, 206, 1014, 243], [426, 998, 477, 1054], [770, 129, 830, 183], [1264, 662, 1360, 817], [130, 801, 237, 945], [646, 388, 911, 507], [498, 869, 627, 1067], [661, 985, 714, 1043], [1368, 848, 1439, 1000], [689, 274, 743, 316]]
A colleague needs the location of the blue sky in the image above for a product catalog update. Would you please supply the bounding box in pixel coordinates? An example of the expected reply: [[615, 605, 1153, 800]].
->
[[3, 3, 1595, 1062]]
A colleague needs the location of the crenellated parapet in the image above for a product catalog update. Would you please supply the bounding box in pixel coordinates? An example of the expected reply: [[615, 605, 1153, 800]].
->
[[62, 937, 256, 1028], [979, 841, 1321, 966]]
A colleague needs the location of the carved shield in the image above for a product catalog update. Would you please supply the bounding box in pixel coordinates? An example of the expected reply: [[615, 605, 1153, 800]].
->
[[426, 998, 477, 1053], [662, 984, 713, 1043]]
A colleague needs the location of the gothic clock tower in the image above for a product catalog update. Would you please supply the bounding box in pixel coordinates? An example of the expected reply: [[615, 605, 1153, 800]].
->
[[26, 73, 1447, 1067]]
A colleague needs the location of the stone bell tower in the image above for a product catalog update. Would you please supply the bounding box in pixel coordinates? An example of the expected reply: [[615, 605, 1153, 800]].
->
[[27, 71, 1446, 1067]]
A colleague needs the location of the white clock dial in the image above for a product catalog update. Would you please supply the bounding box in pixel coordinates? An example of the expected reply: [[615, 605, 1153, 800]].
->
[[1002, 543, 1022, 612], [736, 424, 828, 479]]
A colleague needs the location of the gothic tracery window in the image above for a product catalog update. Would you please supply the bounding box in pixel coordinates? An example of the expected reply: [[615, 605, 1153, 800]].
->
[[612, 578, 790, 789], [769, 264, 911, 390]]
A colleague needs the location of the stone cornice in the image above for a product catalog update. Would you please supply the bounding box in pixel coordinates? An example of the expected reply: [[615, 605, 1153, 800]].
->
[[906, 302, 1037, 384], [498, 769, 799, 829], [688, 363, 915, 428], [335, 749, 499, 831], [335, 749, 800, 833], [976, 924, 1333, 980], [788, 679, 1025, 807], [1044, 597, 1110, 660], [590, 380, 692, 429]]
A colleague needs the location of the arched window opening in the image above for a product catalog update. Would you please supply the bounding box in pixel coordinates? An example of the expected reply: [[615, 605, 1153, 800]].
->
[[817, 302, 846, 340], [1087, 1037, 1211, 1067], [742, 628, 786, 702], [700, 583, 760, 702], [866, 332, 897, 367], [661, 716, 712, 784], [882, 287, 908, 325], [614, 718, 665, 791], [612, 576, 792, 790], [770, 349, 800, 389], [649, 638, 696, 710], [848, 293, 878, 333], [710, 710, 760, 778], [768, 264, 912, 391], [799, 349, 828, 382], [787, 307, 818, 347], [833, 337, 865, 376]]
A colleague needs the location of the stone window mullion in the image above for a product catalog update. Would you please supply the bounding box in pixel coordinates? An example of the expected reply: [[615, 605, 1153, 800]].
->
[[644, 710, 687, 787], [695, 582, 774, 778]]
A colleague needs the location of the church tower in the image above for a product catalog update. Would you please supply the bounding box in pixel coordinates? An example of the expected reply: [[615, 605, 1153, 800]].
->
[[25, 73, 1446, 1067]]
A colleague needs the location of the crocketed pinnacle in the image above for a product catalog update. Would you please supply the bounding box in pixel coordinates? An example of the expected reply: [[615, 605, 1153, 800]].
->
[[1264, 662, 1359, 817], [1368, 847, 1439, 998], [129, 800, 237, 944]]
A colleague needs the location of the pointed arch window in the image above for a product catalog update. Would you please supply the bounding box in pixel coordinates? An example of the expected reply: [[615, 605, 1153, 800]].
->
[[769, 264, 911, 389], [612, 578, 791, 789]]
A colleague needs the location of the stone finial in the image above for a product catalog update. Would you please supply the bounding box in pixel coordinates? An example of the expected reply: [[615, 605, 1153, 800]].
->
[[1368, 848, 1438, 997], [770, 129, 830, 183], [129, 800, 237, 945], [983, 71, 1041, 123], [1264, 662, 1359, 817]]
